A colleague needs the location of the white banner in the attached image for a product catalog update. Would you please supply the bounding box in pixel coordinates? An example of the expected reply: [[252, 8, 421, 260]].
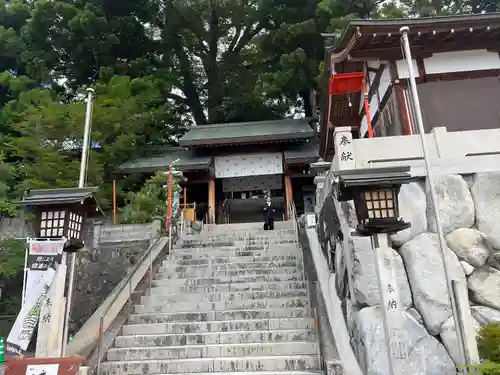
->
[[214, 153, 283, 178], [7, 239, 66, 356], [6, 267, 55, 355], [36, 261, 67, 357]]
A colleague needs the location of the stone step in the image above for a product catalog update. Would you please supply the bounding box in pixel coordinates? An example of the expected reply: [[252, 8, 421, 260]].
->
[[152, 273, 306, 287], [170, 250, 301, 260], [100, 355, 320, 374], [134, 296, 310, 314], [157, 266, 303, 279], [122, 318, 315, 335], [204, 221, 293, 230], [172, 244, 300, 255], [149, 281, 309, 295], [114, 372, 321, 375], [161, 260, 301, 271], [178, 239, 298, 249], [127, 307, 312, 324], [107, 342, 319, 361], [169, 254, 301, 265], [184, 236, 297, 243], [142, 289, 308, 304], [115, 329, 317, 347], [179, 238, 298, 246], [195, 230, 296, 238]]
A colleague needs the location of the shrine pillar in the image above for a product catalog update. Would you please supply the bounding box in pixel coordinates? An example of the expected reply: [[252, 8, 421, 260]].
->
[[284, 175, 293, 219], [208, 178, 215, 223]]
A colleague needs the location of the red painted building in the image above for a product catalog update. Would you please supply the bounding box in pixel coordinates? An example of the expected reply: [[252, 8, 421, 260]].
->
[[320, 13, 500, 160]]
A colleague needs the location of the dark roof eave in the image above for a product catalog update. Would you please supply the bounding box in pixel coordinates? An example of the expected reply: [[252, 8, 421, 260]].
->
[[327, 12, 500, 58], [19, 197, 91, 206], [118, 163, 211, 174], [286, 156, 320, 165], [18, 187, 104, 216], [179, 132, 315, 147], [27, 187, 98, 196]]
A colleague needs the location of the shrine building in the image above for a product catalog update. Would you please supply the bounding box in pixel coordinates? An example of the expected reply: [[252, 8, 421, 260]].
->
[[319, 13, 500, 160], [118, 118, 320, 224]]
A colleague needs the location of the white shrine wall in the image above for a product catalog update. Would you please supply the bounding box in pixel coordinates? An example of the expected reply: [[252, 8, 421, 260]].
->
[[214, 152, 283, 178], [358, 50, 500, 137]]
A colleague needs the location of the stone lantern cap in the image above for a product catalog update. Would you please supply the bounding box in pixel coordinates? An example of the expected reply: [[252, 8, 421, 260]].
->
[[18, 187, 104, 251], [333, 166, 412, 201], [19, 187, 103, 214]]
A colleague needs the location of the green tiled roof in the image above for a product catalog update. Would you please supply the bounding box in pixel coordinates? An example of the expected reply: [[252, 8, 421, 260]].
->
[[118, 148, 212, 173], [179, 118, 315, 147]]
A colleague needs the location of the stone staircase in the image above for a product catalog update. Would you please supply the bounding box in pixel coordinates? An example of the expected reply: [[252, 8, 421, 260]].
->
[[100, 221, 322, 375]]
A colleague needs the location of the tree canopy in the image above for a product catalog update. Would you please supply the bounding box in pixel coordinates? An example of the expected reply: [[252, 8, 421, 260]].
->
[[0, 0, 498, 214], [0, 0, 498, 317]]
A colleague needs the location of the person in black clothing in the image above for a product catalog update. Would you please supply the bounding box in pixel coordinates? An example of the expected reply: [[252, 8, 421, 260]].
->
[[262, 196, 276, 230], [195, 202, 208, 222], [192, 202, 209, 233]]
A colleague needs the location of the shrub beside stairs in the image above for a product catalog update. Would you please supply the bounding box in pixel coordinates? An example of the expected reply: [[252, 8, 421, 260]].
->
[[99, 221, 322, 375]]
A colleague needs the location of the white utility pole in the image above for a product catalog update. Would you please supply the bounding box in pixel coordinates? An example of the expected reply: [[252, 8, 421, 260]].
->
[[61, 87, 94, 356], [399, 26, 468, 372]]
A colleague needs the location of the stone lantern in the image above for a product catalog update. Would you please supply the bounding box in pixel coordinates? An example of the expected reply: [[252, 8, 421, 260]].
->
[[19, 187, 102, 252], [333, 166, 412, 236]]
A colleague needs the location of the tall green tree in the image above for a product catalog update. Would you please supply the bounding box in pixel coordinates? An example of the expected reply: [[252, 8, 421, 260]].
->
[[150, 0, 292, 124], [0, 151, 16, 216], [5, 75, 187, 208]]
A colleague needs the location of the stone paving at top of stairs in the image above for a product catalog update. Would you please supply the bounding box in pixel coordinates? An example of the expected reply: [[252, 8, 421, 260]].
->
[[99, 222, 322, 375]]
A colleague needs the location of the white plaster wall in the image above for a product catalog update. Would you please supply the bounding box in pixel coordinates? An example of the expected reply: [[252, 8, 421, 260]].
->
[[424, 50, 500, 74], [360, 116, 368, 138], [359, 65, 391, 137], [347, 127, 500, 176], [214, 153, 283, 178], [395, 50, 500, 78], [378, 66, 391, 100], [367, 61, 381, 70], [396, 59, 419, 79], [359, 51, 500, 137]]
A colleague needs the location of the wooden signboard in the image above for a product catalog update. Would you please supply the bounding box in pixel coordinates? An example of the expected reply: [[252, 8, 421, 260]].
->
[[3, 356, 85, 375]]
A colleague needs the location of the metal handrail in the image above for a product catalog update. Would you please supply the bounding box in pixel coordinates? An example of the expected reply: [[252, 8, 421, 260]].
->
[[94, 224, 175, 374], [288, 200, 299, 244], [222, 200, 230, 224]]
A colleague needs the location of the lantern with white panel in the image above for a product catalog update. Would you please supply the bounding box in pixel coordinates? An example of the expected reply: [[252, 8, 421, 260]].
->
[[333, 166, 411, 236], [20, 187, 103, 252]]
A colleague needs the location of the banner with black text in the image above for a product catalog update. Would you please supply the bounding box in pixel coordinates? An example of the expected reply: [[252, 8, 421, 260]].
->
[[6, 239, 66, 355]]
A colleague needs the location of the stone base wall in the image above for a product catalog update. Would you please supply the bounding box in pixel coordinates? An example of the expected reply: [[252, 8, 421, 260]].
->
[[317, 171, 500, 374], [0, 217, 162, 332], [70, 240, 152, 331]]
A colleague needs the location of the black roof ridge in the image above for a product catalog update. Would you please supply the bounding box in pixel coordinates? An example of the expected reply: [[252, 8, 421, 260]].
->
[[28, 186, 98, 195], [188, 117, 315, 130]]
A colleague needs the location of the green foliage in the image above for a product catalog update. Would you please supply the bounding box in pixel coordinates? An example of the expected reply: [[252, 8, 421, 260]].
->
[[467, 362, 500, 375], [0, 0, 497, 218], [0, 238, 25, 279], [478, 323, 500, 363], [0, 151, 16, 216], [463, 323, 500, 374], [4, 75, 186, 209], [118, 172, 182, 224], [0, 0, 498, 326]]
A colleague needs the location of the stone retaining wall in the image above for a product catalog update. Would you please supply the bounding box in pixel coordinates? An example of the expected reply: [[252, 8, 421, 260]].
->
[[316, 171, 500, 374], [0, 217, 162, 332]]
